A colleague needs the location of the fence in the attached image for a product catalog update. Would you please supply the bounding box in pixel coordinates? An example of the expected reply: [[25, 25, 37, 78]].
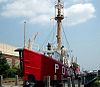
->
[[44, 76, 83, 87], [0, 75, 83, 87], [0, 75, 23, 87]]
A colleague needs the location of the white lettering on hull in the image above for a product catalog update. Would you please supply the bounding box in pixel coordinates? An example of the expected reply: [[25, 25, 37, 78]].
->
[[55, 64, 67, 75], [55, 64, 59, 73]]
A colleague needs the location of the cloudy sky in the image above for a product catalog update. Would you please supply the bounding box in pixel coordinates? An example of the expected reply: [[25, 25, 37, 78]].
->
[[0, 0, 100, 70]]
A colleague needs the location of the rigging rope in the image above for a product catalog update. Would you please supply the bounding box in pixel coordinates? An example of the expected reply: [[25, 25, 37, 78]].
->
[[61, 23, 70, 50], [61, 22, 72, 58], [39, 19, 56, 51], [51, 19, 56, 44]]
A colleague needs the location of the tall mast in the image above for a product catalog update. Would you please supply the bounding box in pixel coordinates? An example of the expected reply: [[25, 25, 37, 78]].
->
[[24, 21, 26, 48], [55, 0, 64, 50]]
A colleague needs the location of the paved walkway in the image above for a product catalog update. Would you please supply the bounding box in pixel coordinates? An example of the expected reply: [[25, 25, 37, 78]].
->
[[2, 85, 23, 87], [2, 84, 84, 87]]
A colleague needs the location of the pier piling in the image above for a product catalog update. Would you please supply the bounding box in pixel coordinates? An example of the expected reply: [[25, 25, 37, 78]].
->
[[67, 77, 71, 87], [0, 75, 3, 87], [15, 75, 18, 86]]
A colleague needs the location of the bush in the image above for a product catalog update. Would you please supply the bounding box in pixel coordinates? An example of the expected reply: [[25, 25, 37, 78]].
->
[[93, 77, 100, 87], [16, 68, 22, 77], [0, 52, 21, 78], [0, 53, 10, 78], [7, 68, 17, 78]]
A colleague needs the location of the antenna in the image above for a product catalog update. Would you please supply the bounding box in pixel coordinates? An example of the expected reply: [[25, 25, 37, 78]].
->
[[24, 21, 26, 48]]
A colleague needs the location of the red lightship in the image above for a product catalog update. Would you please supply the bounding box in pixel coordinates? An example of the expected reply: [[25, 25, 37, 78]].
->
[[15, 0, 80, 87]]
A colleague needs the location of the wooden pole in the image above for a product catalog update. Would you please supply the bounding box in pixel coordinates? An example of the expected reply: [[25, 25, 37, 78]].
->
[[67, 77, 71, 87], [0, 75, 3, 87], [15, 75, 18, 86], [72, 76, 75, 87], [78, 78, 81, 87], [61, 75, 65, 87], [45, 76, 51, 87], [53, 75, 57, 87]]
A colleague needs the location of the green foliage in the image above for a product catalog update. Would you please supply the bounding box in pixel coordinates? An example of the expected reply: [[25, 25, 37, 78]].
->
[[7, 67, 17, 78], [0, 52, 21, 78], [16, 68, 22, 77], [93, 77, 100, 87], [0, 52, 10, 77], [7, 67, 22, 77]]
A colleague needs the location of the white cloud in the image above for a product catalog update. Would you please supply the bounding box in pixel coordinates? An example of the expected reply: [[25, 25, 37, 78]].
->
[[29, 15, 50, 25], [72, 0, 92, 3], [1, 0, 95, 26], [64, 0, 92, 8], [64, 3, 95, 26], [1, 0, 53, 24], [2, 0, 50, 16], [0, 0, 7, 3]]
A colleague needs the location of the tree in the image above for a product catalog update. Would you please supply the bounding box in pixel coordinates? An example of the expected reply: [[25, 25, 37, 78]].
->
[[7, 67, 17, 78], [0, 51, 10, 77]]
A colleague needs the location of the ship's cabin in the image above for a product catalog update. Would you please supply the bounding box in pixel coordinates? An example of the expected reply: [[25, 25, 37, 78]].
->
[[43, 43, 69, 65]]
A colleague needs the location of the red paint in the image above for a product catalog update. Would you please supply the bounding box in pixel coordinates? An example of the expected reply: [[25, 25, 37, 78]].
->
[[23, 48, 69, 81]]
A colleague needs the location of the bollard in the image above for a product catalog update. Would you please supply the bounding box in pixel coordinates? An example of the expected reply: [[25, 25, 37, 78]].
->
[[72, 76, 75, 87], [0, 75, 3, 87], [15, 75, 18, 86], [67, 77, 71, 87]]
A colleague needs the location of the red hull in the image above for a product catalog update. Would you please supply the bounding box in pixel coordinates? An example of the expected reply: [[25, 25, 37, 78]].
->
[[23, 48, 69, 81]]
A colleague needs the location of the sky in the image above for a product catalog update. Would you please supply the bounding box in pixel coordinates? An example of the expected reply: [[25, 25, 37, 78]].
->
[[0, 0, 100, 71]]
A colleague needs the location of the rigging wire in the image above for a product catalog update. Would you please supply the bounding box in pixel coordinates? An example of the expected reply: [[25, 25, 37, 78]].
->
[[47, 0, 55, 5], [46, 0, 55, 9], [51, 19, 56, 44], [61, 23, 70, 50], [61, 22, 72, 58], [38, 0, 56, 51], [39, 19, 56, 51]]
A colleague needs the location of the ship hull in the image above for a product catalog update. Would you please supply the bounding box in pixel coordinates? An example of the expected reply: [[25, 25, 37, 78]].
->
[[22, 48, 69, 82]]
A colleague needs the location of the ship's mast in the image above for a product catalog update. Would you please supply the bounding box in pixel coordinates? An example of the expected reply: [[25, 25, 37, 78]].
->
[[24, 21, 26, 48], [55, 0, 64, 50]]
